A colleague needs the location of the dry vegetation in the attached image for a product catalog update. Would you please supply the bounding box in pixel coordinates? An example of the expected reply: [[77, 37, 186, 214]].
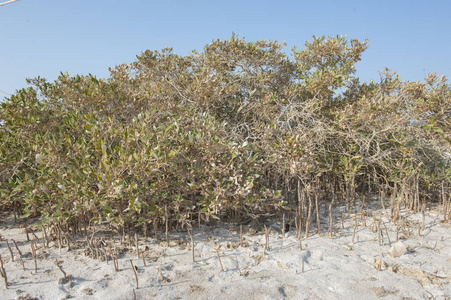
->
[[0, 35, 450, 241]]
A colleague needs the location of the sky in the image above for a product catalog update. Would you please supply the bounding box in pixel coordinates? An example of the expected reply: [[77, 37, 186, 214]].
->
[[1, 0, 450, 100]]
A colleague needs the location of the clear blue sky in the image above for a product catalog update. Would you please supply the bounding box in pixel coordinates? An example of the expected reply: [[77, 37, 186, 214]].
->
[[1, 0, 450, 99]]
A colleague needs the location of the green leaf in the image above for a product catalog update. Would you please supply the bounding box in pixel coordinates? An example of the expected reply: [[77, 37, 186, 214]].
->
[[433, 127, 444, 134], [133, 153, 139, 161], [64, 134, 71, 145], [165, 121, 176, 133]]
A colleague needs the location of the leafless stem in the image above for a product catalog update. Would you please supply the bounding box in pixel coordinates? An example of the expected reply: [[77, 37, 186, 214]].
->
[[329, 201, 334, 238], [142, 252, 146, 266], [0, 255, 8, 288], [396, 226, 399, 242], [187, 225, 195, 262], [12, 239, 25, 270], [108, 244, 119, 272], [240, 225, 243, 247], [421, 203, 425, 231], [299, 234, 303, 250], [24, 223, 30, 241], [215, 250, 224, 272], [282, 214, 285, 238], [165, 205, 169, 246], [341, 212, 344, 229], [135, 233, 139, 258], [6, 240, 14, 261], [42, 226, 49, 248], [264, 225, 270, 251], [55, 259, 67, 278], [130, 260, 139, 289], [381, 220, 392, 246], [31, 243, 38, 273], [0, 0, 21, 7]]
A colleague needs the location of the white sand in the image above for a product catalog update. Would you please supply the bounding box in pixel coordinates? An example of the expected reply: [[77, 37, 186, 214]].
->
[[0, 204, 450, 300]]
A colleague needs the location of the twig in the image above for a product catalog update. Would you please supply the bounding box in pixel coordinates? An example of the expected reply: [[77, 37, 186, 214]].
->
[[341, 212, 344, 229], [24, 223, 30, 241], [377, 221, 382, 246], [134, 233, 139, 258], [57, 225, 63, 253], [282, 214, 286, 238], [329, 201, 334, 238], [299, 234, 303, 250], [12, 239, 25, 270], [305, 220, 310, 238], [315, 193, 321, 234], [89, 229, 97, 248], [130, 260, 139, 289], [142, 252, 146, 266], [418, 221, 422, 237], [215, 249, 224, 272], [264, 225, 270, 251], [103, 248, 109, 264], [240, 225, 243, 247], [167, 80, 195, 103], [354, 213, 358, 229], [165, 205, 169, 247], [421, 203, 425, 231], [31, 243, 38, 273], [54, 259, 67, 278], [6, 240, 14, 261], [381, 220, 392, 246], [0, 255, 8, 288], [187, 225, 195, 262], [42, 226, 49, 248], [108, 244, 119, 272], [32, 232, 42, 249], [352, 223, 358, 244], [0, 0, 21, 7], [298, 215, 302, 239]]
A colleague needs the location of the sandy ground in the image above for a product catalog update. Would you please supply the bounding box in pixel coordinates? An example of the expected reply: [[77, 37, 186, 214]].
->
[[0, 202, 450, 300]]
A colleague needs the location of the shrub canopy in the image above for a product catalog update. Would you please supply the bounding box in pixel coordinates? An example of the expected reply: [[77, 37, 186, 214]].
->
[[1, 35, 450, 233]]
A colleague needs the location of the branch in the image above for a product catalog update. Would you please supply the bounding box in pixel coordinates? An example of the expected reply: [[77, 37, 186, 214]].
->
[[0, 0, 20, 6]]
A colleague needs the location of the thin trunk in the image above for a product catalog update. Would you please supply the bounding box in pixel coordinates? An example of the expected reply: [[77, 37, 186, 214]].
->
[[305, 191, 312, 238], [297, 179, 302, 230], [315, 191, 320, 235]]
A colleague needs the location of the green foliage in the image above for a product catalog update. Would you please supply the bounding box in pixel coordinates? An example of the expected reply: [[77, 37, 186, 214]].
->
[[0, 35, 449, 232]]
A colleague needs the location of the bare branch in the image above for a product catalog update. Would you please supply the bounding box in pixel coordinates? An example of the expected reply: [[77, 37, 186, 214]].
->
[[0, 0, 21, 6]]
